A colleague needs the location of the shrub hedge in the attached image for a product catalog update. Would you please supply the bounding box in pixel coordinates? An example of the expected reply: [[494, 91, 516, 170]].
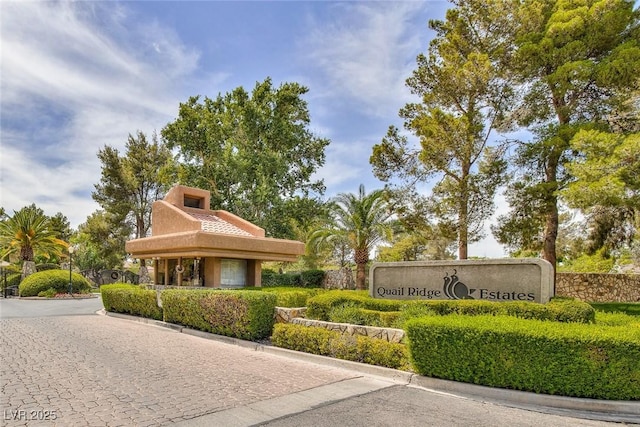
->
[[306, 290, 403, 321], [271, 323, 410, 371], [101, 284, 162, 320], [261, 269, 325, 288], [36, 263, 60, 272], [38, 288, 57, 298], [328, 305, 401, 327], [594, 311, 640, 327], [405, 314, 640, 400], [162, 289, 277, 341], [19, 270, 92, 297], [243, 286, 325, 307], [591, 302, 640, 317], [305, 291, 595, 324]]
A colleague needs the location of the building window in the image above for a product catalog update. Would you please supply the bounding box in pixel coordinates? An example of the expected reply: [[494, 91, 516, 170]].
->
[[221, 259, 247, 288], [184, 196, 203, 208]]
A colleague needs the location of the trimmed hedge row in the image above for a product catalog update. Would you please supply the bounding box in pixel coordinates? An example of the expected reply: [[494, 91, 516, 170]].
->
[[271, 323, 410, 371], [261, 269, 325, 288], [405, 314, 640, 400], [306, 291, 595, 324], [244, 286, 325, 307], [19, 270, 92, 297], [162, 289, 276, 341], [36, 263, 60, 272], [101, 284, 162, 320], [306, 290, 404, 321], [328, 305, 401, 327]]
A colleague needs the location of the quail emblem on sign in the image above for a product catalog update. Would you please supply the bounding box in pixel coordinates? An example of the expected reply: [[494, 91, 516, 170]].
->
[[443, 269, 476, 300]]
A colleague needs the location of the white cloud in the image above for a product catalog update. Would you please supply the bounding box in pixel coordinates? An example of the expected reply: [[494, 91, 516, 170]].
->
[[0, 142, 100, 227], [301, 1, 444, 199], [0, 1, 201, 228], [304, 1, 431, 118], [313, 133, 387, 196]]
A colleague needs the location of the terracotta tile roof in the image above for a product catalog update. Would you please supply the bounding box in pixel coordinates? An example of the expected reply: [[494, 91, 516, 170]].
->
[[189, 213, 254, 237]]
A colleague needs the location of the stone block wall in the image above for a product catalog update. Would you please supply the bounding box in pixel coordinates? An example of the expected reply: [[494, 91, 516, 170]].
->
[[290, 318, 405, 343], [322, 267, 355, 290], [274, 307, 404, 343], [274, 307, 307, 323], [556, 273, 640, 302]]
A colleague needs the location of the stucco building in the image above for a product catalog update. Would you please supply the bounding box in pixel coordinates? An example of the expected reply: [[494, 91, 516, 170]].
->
[[125, 185, 304, 287]]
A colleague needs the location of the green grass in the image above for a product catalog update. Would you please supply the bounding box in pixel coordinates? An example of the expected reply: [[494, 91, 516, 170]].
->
[[590, 302, 640, 317]]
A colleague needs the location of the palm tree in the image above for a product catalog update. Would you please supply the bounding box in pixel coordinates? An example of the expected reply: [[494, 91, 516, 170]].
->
[[310, 184, 394, 290], [0, 207, 68, 279]]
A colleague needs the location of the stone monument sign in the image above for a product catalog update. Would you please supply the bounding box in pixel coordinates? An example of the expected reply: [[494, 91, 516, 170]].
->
[[370, 259, 554, 303]]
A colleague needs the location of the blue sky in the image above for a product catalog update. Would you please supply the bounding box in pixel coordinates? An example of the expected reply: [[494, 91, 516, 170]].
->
[[1, 0, 507, 257]]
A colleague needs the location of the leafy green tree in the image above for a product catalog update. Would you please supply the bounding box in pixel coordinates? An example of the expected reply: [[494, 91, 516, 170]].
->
[[496, 0, 640, 268], [371, 0, 510, 259], [93, 131, 174, 265], [563, 130, 639, 252], [558, 248, 615, 273], [49, 212, 72, 242], [0, 206, 68, 278], [161, 77, 329, 238], [309, 185, 393, 290], [287, 197, 332, 269], [73, 210, 130, 271], [376, 230, 455, 262]]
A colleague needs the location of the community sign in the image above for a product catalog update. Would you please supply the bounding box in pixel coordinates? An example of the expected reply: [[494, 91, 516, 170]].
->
[[369, 259, 554, 304]]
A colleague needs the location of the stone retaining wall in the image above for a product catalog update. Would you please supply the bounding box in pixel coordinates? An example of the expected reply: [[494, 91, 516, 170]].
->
[[556, 273, 640, 302], [322, 267, 355, 290], [289, 317, 405, 343], [274, 307, 308, 323], [274, 308, 405, 343]]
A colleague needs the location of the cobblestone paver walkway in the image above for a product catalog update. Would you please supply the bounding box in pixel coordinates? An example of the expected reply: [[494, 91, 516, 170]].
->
[[0, 315, 357, 426]]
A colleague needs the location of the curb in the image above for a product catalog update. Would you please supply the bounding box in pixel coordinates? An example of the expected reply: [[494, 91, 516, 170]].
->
[[17, 294, 99, 300], [99, 310, 640, 424]]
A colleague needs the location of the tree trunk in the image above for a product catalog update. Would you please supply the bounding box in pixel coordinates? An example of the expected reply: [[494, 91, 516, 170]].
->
[[22, 261, 36, 281], [458, 171, 470, 260], [542, 146, 561, 274], [354, 248, 369, 290], [543, 201, 558, 273]]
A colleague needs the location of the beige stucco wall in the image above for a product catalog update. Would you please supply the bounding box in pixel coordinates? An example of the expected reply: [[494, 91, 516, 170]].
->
[[127, 185, 304, 289], [203, 258, 220, 287], [164, 185, 211, 210], [151, 201, 202, 236], [247, 260, 261, 287]]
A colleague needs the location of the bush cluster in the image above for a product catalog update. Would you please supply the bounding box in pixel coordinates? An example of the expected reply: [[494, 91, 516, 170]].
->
[[405, 314, 640, 400], [244, 286, 325, 307], [271, 323, 410, 371], [101, 284, 163, 320], [306, 290, 403, 321], [328, 305, 401, 327], [38, 288, 57, 298], [162, 289, 277, 341], [305, 291, 595, 325], [19, 270, 91, 297], [261, 269, 325, 288], [36, 263, 60, 272], [591, 302, 640, 317]]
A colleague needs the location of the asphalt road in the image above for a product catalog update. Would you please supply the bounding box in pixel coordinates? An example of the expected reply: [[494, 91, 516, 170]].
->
[[0, 295, 104, 319], [0, 296, 634, 426]]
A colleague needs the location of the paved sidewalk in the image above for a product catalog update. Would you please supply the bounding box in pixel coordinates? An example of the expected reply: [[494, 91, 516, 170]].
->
[[0, 315, 358, 426]]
